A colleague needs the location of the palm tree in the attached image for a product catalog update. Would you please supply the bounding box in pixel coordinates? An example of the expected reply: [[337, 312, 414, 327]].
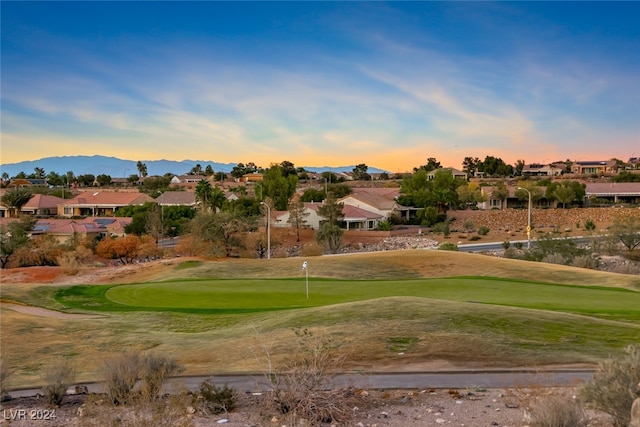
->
[[136, 161, 148, 178], [195, 180, 214, 212], [0, 189, 33, 218]]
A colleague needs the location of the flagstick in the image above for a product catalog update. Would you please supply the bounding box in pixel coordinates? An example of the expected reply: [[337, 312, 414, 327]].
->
[[305, 265, 309, 300]]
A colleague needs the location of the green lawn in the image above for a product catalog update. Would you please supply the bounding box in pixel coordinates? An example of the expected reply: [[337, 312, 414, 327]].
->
[[55, 276, 640, 322]]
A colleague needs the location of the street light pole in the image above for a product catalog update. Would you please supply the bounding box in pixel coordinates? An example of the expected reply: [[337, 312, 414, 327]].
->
[[260, 202, 271, 259], [518, 187, 532, 249]]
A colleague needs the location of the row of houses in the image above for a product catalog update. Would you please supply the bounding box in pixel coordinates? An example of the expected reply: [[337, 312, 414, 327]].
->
[[2, 183, 640, 233]]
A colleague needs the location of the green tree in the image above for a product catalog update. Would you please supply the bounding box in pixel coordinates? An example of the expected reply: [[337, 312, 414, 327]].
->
[[95, 174, 112, 186], [287, 199, 310, 242], [189, 164, 203, 175], [352, 163, 370, 180], [462, 156, 480, 176], [552, 183, 576, 208], [190, 211, 250, 257], [0, 189, 33, 218], [414, 157, 441, 173], [139, 175, 171, 194], [0, 217, 36, 268], [34, 167, 46, 179], [262, 164, 298, 210], [428, 169, 460, 214], [279, 160, 297, 177], [301, 188, 325, 203], [514, 159, 526, 176], [316, 192, 344, 253], [204, 165, 214, 176]]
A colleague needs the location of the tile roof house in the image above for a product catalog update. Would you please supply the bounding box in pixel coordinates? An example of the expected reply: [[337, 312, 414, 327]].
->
[[0, 194, 65, 218], [31, 217, 132, 243], [585, 182, 640, 205], [571, 160, 619, 175], [21, 194, 65, 217], [157, 191, 197, 208], [170, 175, 209, 185], [59, 191, 155, 217]]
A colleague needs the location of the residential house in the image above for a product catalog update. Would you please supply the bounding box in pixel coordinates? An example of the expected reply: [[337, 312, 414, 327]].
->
[[21, 194, 64, 217], [427, 167, 468, 181], [157, 191, 198, 208], [571, 160, 619, 175], [273, 200, 384, 231], [6, 178, 48, 189], [170, 175, 208, 185], [240, 173, 263, 183], [338, 187, 410, 220], [0, 194, 65, 218], [627, 157, 639, 170], [584, 182, 640, 205], [59, 191, 155, 217], [521, 163, 563, 177], [478, 186, 551, 210], [32, 217, 132, 243]]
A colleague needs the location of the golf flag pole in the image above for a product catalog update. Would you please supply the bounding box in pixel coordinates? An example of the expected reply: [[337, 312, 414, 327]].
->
[[302, 260, 309, 299]]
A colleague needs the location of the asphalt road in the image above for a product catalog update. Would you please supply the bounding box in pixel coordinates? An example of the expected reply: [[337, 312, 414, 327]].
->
[[9, 369, 595, 398]]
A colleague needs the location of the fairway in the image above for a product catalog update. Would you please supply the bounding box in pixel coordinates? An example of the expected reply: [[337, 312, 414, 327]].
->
[[55, 276, 640, 321]]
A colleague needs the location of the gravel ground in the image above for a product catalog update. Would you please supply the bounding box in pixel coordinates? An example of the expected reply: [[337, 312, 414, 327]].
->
[[1, 386, 615, 427]]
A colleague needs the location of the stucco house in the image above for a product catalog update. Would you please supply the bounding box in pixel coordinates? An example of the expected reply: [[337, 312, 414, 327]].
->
[[571, 160, 619, 175], [427, 167, 468, 181], [584, 182, 640, 205], [59, 191, 155, 217]]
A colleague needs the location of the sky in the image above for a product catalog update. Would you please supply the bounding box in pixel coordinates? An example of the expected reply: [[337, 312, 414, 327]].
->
[[1, 1, 639, 173]]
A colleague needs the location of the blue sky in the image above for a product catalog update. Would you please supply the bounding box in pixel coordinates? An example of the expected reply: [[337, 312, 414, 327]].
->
[[1, 1, 638, 173]]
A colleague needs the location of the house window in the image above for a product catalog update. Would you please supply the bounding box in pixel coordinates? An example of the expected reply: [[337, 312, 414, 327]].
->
[[368, 221, 375, 229], [64, 207, 73, 215], [490, 199, 500, 207]]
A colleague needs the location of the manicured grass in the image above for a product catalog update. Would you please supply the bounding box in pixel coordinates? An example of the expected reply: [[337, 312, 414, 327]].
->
[[55, 276, 640, 322]]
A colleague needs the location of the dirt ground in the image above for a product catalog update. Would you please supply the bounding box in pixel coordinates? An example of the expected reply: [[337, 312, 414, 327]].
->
[[1, 385, 615, 427]]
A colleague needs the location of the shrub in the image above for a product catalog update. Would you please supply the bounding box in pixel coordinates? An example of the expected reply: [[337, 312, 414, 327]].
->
[[438, 242, 459, 251], [582, 344, 640, 427], [433, 222, 450, 237], [469, 235, 481, 241], [139, 353, 181, 403], [529, 393, 588, 427], [572, 255, 599, 269], [195, 380, 237, 414], [266, 328, 352, 425], [463, 220, 475, 232], [42, 359, 75, 406], [514, 241, 523, 250], [376, 220, 392, 231], [502, 240, 511, 250], [584, 219, 596, 231], [102, 350, 143, 405], [0, 359, 12, 398], [477, 226, 490, 235]]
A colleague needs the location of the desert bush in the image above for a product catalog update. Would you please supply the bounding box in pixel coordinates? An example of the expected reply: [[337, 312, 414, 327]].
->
[[57, 254, 81, 275], [529, 393, 587, 427], [477, 226, 490, 235], [266, 328, 352, 425], [301, 243, 324, 257], [514, 241, 523, 249], [438, 242, 459, 251], [42, 359, 75, 406], [194, 379, 237, 415], [572, 254, 599, 269], [432, 221, 450, 237], [139, 353, 181, 403], [582, 344, 640, 427], [502, 240, 510, 249], [0, 359, 12, 398], [103, 350, 143, 405], [79, 394, 195, 427], [584, 219, 596, 231], [542, 253, 566, 265], [622, 250, 640, 262], [463, 220, 475, 232]]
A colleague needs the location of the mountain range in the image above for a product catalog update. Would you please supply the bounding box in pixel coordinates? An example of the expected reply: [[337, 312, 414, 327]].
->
[[0, 155, 388, 178]]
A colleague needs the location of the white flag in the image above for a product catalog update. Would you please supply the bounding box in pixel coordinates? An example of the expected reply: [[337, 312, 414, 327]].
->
[[302, 260, 308, 270]]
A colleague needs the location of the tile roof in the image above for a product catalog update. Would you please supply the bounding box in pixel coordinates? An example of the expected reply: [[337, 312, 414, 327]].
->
[[65, 191, 154, 206]]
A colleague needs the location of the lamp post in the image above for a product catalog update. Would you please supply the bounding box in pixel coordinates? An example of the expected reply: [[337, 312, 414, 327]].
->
[[260, 202, 271, 259], [517, 187, 532, 249]]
